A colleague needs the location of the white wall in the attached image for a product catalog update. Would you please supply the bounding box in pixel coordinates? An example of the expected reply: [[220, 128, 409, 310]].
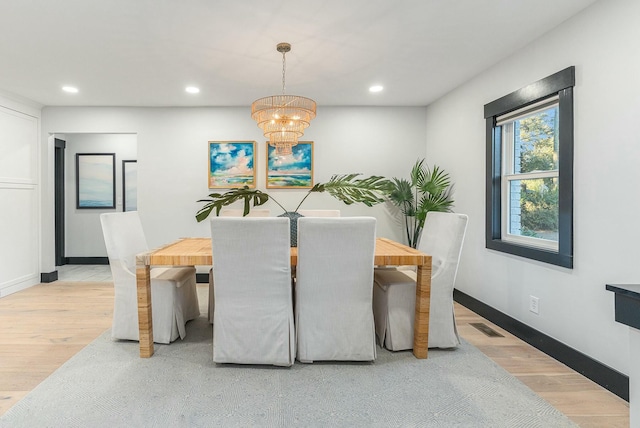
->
[[63, 133, 137, 257], [425, 0, 640, 374], [41, 106, 427, 264], [0, 92, 42, 296]]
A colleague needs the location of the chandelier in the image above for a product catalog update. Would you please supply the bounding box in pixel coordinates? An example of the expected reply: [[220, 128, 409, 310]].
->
[[251, 42, 316, 156]]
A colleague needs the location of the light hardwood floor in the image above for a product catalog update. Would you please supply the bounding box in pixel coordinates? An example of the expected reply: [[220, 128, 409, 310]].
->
[[456, 305, 629, 428], [0, 278, 630, 426]]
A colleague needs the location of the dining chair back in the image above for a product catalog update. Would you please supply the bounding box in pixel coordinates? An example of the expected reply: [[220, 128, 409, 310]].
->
[[100, 212, 199, 344], [219, 208, 271, 217], [295, 217, 377, 362], [290, 210, 340, 269], [208, 208, 271, 323], [210, 217, 295, 366], [297, 209, 341, 217], [373, 211, 468, 350]]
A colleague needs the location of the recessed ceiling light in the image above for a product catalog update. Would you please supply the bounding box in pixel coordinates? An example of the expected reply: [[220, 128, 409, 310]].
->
[[62, 86, 79, 93], [369, 85, 384, 93], [185, 86, 200, 94]]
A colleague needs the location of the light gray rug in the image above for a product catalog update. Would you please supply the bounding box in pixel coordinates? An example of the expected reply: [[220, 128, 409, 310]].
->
[[1, 316, 576, 428]]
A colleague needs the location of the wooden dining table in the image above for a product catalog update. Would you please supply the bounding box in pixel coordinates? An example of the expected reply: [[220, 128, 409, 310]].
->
[[135, 237, 432, 359]]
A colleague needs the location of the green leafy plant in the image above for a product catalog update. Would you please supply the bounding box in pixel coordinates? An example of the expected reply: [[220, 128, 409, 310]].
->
[[195, 174, 392, 222], [517, 111, 559, 236], [387, 159, 454, 248]]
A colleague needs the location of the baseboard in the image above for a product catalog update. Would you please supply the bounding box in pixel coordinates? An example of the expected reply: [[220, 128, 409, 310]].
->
[[65, 257, 109, 265], [453, 289, 629, 402], [196, 273, 209, 284], [40, 271, 58, 283]]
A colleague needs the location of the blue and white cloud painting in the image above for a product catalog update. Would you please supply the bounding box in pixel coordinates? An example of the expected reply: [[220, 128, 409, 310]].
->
[[124, 161, 137, 211], [267, 142, 313, 188], [77, 154, 114, 208], [209, 142, 255, 188]]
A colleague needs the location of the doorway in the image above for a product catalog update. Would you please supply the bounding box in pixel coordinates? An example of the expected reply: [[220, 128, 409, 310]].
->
[[54, 133, 137, 264]]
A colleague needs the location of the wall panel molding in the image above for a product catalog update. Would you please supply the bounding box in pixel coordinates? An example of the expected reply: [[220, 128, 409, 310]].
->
[[0, 101, 40, 296]]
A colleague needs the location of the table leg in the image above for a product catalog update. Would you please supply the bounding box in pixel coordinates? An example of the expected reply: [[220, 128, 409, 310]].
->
[[413, 259, 432, 359], [135, 263, 154, 357]]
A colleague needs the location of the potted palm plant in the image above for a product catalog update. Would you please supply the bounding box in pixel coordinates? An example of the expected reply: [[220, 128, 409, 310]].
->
[[195, 174, 392, 245], [387, 159, 455, 248]]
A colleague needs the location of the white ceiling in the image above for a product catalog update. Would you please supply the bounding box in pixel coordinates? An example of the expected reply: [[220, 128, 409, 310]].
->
[[0, 0, 598, 107]]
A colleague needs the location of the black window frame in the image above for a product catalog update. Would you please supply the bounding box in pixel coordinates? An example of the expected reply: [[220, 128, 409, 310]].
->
[[484, 66, 575, 268]]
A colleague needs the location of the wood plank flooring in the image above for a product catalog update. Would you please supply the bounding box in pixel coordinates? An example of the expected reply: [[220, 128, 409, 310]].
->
[[0, 281, 113, 415], [456, 305, 629, 428], [0, 281, 630, 426]]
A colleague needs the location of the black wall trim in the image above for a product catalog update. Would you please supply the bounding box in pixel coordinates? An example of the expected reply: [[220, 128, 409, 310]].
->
[[65, 257, 109, 265], [484, 66, 575, 118], [485, 239, 572, 267], [484, 66, 575, 269], [196, 273, 209, 284], [54, 138, 66, 266], [557, 87, 574, 265], [454, 289, 629, 401], [40, 271, 58, 283]]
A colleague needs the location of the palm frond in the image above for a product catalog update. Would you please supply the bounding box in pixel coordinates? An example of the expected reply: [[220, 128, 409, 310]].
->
[[419, 165, 451, 196], [317, 174, 392, 207], [410, 159, 427, 187], [387, 178, 415, 216], [417, 190, 454, 216], [195, 186, 270, 222]]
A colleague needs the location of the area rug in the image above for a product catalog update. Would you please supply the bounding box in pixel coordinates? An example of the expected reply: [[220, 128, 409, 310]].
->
[[0, 316, 576, 428]]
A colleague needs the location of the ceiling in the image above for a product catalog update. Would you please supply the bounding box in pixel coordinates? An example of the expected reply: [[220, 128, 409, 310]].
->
[[0, 0, 598, 108]]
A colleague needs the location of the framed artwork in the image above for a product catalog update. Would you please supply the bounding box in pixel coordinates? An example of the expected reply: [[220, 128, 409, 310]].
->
[[208, 141, 256, 188], [122, 160, 137, 212], [266, 141, 314, 189], [76, 153, 116, 209]]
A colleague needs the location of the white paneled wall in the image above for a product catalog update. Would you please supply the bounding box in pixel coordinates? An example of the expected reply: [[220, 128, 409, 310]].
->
[[0, 104, 40, 296]]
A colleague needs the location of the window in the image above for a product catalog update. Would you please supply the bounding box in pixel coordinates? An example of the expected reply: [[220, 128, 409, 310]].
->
[[484, 67, 574, 268], [500, 98, 559, 250]]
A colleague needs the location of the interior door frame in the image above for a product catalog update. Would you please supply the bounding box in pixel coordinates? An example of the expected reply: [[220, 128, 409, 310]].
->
[[54, 138, 66, 266]]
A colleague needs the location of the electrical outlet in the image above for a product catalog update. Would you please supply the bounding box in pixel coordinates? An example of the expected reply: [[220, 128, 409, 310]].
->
[[529, 295, 539, 314]]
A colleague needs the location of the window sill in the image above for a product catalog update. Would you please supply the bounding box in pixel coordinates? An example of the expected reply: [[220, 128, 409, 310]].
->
[[486, 238, 572, 268]]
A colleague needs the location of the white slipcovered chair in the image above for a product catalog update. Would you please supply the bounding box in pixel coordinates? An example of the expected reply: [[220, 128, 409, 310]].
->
[[208, 208, 270, 323], [295, 217, 377, 362], [372, 212, 468, 350], [210, 217, 295, 366], [297, 209, 341, 217], [219, 208, 271, 217], [291, 210, 340, 276], [100, 212, 200, 344]]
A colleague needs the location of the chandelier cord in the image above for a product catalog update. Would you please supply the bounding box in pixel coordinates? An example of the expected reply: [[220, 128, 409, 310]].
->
[[281, 50, 286, 95]]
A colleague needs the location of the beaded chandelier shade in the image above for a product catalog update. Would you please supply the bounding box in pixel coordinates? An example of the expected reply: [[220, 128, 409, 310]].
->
[[251, 43, 316, 156]]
